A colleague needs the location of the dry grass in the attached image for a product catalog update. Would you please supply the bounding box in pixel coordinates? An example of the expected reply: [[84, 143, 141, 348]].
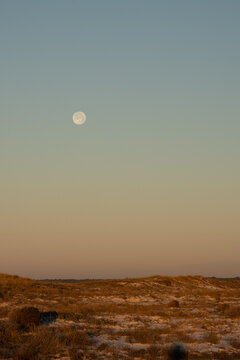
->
[[0, 273, 240, 359], [229, 338, 240, 349], [124, 326, 163, 344], [204, 332, 219, 344]]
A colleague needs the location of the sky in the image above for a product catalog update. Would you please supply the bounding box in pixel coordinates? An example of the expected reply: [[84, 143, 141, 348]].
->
[[1, 0, 240, 279]]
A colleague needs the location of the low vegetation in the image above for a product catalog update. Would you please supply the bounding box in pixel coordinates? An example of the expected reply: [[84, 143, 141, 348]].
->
[[10, 306, 41, 330], [0, 273, 240, 359]]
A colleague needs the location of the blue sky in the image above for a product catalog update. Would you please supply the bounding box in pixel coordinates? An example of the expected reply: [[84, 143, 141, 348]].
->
[[1, 0, 240, 278]]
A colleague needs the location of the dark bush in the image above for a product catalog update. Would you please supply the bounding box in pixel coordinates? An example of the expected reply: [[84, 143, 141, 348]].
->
[[168, 300, 180, 308], [40, 311, 58, 324], [168, 343, 188, 360], [161, 280, 172, 286], [10, 307, 41, 330]]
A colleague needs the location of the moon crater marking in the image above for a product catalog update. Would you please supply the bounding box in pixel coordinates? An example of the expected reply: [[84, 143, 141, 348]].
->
[[73, 112, 86, 125]]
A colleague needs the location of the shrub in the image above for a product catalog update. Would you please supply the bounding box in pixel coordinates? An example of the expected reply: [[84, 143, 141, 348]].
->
[[168, 343, 188, 360], [168, 300, 180, 308], [10, 307, 41, 330], [161, 280, 172, 286], [40, 311, 58, 324]]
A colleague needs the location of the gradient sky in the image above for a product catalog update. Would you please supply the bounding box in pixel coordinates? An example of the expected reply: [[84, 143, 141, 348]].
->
[[1, 0, 240, 279]]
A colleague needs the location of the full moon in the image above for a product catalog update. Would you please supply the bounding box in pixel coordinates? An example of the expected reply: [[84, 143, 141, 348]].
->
[[72, 112, 86, 125]]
